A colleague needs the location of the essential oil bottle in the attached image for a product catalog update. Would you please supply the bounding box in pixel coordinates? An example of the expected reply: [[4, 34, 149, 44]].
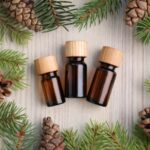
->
[[65, 41, 88, 98], [35, 56, 65, 107], [87, 46, 123, 107]]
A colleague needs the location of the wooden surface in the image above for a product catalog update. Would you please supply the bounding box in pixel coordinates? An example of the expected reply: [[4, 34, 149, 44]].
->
[[1, 0, 150, 135]]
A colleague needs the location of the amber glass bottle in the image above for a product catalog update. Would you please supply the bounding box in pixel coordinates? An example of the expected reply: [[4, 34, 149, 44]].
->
[[65, 41, 88, 98], [35, 56, 65, 107], [87, 46, 123, 107]]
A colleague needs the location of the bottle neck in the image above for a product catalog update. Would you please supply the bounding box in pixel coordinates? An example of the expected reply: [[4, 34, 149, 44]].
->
[[67, 57, 85, 62], [42, 71, 58, 79], [99, 62, 117, 71]]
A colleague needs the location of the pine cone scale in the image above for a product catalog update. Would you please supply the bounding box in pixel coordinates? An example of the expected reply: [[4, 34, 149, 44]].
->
[[125, 0, 150, 26]]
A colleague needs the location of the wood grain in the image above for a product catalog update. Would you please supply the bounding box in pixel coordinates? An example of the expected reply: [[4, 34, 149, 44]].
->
[[1, 0, 150, 147]]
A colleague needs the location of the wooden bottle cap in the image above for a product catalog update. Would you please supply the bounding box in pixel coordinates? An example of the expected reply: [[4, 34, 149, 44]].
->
[[99, 46, 123, 67], [65, 41, 88, 57], [35, 56, 58, 75]]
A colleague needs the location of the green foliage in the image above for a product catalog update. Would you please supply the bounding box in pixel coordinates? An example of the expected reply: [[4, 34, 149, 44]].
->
[[74, 0, 122, 30], [136, 16, 150, 44], [0, 50, 27, 90], [133, 125, 150, 150], [63, 129, 79, 150], [35, 0, 76, 32], [0, 101, 36, 150], [144, 78, 150, 92], [0, 5, 32, 45], [63, 121, 150, 150]]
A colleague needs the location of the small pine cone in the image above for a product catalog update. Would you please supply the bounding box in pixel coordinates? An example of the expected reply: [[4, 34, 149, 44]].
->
[[3, 0, 43, 32], [125, 0, 150, 26], [0, 74, 12, 101], [39, 117, 65, 150], [139, 107, 150, 136]]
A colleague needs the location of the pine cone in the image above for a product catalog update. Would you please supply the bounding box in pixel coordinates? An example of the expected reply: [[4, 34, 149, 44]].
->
[[139, 107, 150, 136], [39, 117, 65, 150], [3, 0, 43, 32], [125, 0, 150, 26], [0, 74, 12, 100]]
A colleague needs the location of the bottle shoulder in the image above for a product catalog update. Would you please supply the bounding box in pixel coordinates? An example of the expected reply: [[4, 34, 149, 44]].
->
[[66, 62, 87, 66], [96, 67, 116, 73], [41, 72, 59, 80]]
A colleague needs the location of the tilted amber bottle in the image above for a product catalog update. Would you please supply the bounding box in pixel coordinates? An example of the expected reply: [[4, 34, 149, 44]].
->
[[65, 41, 88, 98], [87, 46, 123, 107], [35, 56, 65, 107]]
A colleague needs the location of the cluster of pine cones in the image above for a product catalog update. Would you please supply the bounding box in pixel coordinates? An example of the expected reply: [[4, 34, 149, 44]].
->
[[39, 117, 65, 150], [125, 0, 150, 26], [2, 0, 42, 31]]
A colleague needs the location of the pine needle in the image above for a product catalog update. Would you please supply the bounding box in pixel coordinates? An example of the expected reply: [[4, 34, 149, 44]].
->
[[0, 101, 36, 149], [63, 129, 79, 150], [35, 0, 76, 32], [136, 16, 150, 44], [0, 5, 32, 45], [62, 121, 150, 150], [0, 50, 27, 90], [74, 0, 122, 30]]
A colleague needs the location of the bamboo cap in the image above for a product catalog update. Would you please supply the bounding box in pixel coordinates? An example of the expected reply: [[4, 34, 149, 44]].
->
[[35, 56, 58, 75], [65, 41, 88, 57], [99, 46, 123, 67]]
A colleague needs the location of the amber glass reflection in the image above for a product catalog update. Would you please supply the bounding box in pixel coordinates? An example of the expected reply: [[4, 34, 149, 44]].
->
[[87, 62, 116, 106], [65, 57, 87, 98], [41, 71, 65, 106]]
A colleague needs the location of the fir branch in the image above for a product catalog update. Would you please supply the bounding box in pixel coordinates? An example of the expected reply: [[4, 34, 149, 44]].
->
[[79, 121, 107, 150], [105, 122, 139, 150], [0, 50, 27, 90], [4, 68, 27, 91], [63, 121, 149, 150], [0, 50, 27, 69], [35, 0, 76, 32], [0, 5, 32, 45], [63, 129, 79, 150], [74, 0, 122, 30], [136, 16, 150, 44], [133, 125, 150, 150], [0, 101, 36, 150]]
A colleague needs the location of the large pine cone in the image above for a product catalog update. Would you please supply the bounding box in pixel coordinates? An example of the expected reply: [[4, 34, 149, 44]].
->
[[0, 74, 12, 100], [39, 117, 65, 150], [3, 0, 43, 32], [125, 0, 150, 26], [139, 107, 150, 136]]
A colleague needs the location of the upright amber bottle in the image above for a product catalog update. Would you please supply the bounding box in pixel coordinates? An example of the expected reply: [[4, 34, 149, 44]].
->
[[35, 56, 65, 107], [87, 46, 123, 107], [65, 41, 88, 98]]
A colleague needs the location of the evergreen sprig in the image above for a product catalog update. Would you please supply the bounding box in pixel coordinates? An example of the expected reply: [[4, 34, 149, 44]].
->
[[0, 101, 36, 150], [74, 0, 122, 30], [63, 129, 79, 150], [0, 5, 32, 45], [63, 121, 150, 150], [136, 16, 150, 44], [35, 0, 76, 32], [0, 50, 27, 90]]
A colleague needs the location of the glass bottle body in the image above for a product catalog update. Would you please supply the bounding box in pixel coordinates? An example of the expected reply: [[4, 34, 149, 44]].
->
[[41, 71, 65, 107], [87, 62, 116, 106], [65, 57, 87, 98]]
